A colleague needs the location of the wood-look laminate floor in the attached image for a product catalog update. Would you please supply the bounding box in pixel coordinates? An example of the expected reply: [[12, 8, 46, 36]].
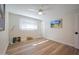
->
[[6, 38, 79, 55]]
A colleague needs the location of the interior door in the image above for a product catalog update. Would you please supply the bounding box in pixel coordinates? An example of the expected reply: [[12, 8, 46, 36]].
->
[[74, 14, 79, 49]]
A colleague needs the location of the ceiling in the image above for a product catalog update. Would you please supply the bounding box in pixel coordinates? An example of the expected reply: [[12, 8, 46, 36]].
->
[[6, 4, 79, 19]]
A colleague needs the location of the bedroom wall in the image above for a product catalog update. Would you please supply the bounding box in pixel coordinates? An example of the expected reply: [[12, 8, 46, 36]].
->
[[43, 12, 79, 47], [9, 13, 42, 44]]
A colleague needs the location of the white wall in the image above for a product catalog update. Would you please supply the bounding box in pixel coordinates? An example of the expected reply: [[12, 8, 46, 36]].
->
[[9, 13, 42, 44], [0, 12, 9, 54], [43, 13, 77, 47]]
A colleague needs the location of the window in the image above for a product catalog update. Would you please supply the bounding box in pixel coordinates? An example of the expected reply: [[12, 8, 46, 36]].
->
[[20, 23, 37, 30], [20, 18, 38, 30]]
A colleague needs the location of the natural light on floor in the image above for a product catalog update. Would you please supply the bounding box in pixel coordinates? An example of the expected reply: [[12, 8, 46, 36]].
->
[[33, 40, 49, 46]]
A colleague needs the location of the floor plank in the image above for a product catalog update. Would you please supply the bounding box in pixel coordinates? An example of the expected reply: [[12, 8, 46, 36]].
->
[[6, 38, 79, 55]]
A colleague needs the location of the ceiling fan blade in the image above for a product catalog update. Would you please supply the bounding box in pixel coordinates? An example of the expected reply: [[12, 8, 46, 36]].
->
[[27, 9, 38, 12]]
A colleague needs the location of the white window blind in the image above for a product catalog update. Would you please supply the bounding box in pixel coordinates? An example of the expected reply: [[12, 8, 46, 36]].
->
[[20, 18, 38, 30]]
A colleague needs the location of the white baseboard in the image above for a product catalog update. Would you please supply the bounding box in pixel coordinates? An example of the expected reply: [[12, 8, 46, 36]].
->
[[44, 37, 74, 48]]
